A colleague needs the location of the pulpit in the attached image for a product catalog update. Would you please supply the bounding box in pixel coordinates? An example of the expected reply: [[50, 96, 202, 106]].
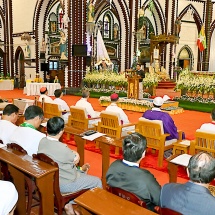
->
[[127, 75, 141, 99]]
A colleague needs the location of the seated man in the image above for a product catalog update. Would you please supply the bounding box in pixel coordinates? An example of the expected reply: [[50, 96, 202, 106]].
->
[[105, 93, 129, 125], [75, 89, 100, 118], [199, 108, 215, 133], [0, 104, 19, 145], [106, 132, 161, 211], [0, 180, 18, 215], [38, 117, 102, 215], [34, 73, 43, 83], [9, 105, 46, 156], [38, 87, 53, 103], [53, 89, 70, 123], [143, 96, 179, 141], [160, 152, 215, 215]]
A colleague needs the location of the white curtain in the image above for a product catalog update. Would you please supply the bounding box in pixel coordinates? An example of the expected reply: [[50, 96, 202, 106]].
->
[[209, 30, 215, 71]]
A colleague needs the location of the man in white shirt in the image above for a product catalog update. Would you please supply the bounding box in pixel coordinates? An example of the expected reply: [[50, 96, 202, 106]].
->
[[38, 87, 53, 103], [0, 180, 18, 215], [199, 108, 215, 133], [9, 105, 46, 156], [105, 93, 129, 125], [0, 104, 19, 145], [75, 89, 100, 118], [53, 89, 70, 123]]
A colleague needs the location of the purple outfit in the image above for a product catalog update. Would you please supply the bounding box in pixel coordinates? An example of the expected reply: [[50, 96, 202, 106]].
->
[[143, 110, 178, 140]]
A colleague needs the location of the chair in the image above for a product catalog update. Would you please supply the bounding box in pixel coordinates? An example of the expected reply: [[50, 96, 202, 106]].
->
[[7, 143, 39, 215], [190, 129, 215, 156], [97, 110, 135, 155], [67, 106, 100, 139], [33, 153, 89, 215], [106, 185, 146, 208], [37, 99, 62, 119], [157, 207, 182, 215], [135, 117, 182, 167]]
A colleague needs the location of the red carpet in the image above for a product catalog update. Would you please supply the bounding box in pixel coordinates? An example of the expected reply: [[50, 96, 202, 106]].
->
[[1, 89, 211, 179], [63, 134, 189, 179]]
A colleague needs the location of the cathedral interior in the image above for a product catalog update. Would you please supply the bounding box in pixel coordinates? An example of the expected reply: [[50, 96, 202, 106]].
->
[[1, 0, 215, 88]]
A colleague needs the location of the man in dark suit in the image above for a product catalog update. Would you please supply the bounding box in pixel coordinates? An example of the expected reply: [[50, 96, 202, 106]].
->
[[160, 152, 215, 215], [106, 132, 161, 211], [136, 64, 145, 99]]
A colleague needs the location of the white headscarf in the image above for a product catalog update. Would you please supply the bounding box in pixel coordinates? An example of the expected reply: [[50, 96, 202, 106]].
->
[[0, 181, 18, 215]]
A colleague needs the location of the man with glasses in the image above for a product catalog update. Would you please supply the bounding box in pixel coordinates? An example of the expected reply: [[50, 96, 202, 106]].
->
[[0, 104, 19, 145], [9, 105, 46, 156]]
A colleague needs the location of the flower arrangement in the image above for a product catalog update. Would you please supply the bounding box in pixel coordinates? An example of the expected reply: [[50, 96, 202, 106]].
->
[[174, 95, 215, 105], [142, 72, 160, 88], [99, 96, 153, 111], [84, 71, 128, 88], [175, 69, 215, 95]]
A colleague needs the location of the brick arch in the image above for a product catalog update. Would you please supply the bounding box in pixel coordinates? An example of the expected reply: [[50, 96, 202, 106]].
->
[[178, 4, 202, 32], [14, 46, 25, 88], [143, 0, 165, 34], [94, 0, 130, 70]]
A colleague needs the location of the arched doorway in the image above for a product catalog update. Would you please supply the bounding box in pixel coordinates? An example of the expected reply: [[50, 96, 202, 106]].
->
[[14, 47, 25, 89], [177, 46, 194, 70]]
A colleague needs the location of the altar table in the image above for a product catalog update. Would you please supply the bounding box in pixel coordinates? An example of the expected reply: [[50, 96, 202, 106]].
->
[[25, 83, 61, 96], [0, 79, 14, 90]]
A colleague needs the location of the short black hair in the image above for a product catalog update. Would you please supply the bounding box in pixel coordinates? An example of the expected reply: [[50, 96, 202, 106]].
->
[[211, 108, 215, 120], [54, 89, 62, 98], [136, 63, 141, 67], [47, 117, 64, 136], [3, 104, 19, 116], [82, 89, 90, 98], [188, 152, 215, 184], [24, 105, 44, 120], [123, 132, 147, 162]]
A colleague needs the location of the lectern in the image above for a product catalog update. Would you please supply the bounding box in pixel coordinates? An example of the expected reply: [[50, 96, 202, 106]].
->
[[127, 75, 141, 99]]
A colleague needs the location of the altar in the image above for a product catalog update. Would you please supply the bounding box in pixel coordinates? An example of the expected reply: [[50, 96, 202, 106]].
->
[[24, 83, 61, 96], [0, 80, 14, 90]]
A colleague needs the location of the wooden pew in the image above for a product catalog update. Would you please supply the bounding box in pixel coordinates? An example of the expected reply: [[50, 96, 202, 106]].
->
[[74, 187, 157, 215], [64, 126, 122, 187], [0, 146, 58, 215]]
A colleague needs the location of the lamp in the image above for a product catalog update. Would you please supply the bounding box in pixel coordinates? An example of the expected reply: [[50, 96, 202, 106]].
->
[[21, 32, 31, 41]]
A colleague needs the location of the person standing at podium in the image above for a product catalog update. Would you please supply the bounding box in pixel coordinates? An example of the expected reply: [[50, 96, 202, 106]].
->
[[136, 64, 145, 99]]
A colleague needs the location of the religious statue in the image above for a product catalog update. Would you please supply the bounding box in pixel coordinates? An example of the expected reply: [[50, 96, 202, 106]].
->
[[51, 22, 57, 32], [59, 31, 68, 60], [87, 0, 95, 23], [24, 43, 31, 58], [114, 25, 119, 40], [174, 17, 181, 37], [40, 38, 46, 53], [137, 6, 145, 31]]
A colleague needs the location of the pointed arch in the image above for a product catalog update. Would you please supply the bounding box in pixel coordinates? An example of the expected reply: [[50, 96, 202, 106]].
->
[[178, 4, 202, 32], [177, 45, 194, 70], [143, 0, 165, 34]]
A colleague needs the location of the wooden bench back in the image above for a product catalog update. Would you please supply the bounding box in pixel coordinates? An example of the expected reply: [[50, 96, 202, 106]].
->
[[106, 185, 146, 208], [7, 143, 27, 154], [97, 111, 121, 138], [68, 106, 89, 130], [33, 153, 88, 214], [136, 118, 166, 148], [190, 130, 215, 156]]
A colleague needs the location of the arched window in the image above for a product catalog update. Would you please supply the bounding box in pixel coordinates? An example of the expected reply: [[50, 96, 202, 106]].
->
[[49, 13, 57, 33], [103, 14, 111, 39]]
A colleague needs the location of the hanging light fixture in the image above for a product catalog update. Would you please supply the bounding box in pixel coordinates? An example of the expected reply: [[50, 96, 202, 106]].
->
[[21, 32, 31, 41]]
